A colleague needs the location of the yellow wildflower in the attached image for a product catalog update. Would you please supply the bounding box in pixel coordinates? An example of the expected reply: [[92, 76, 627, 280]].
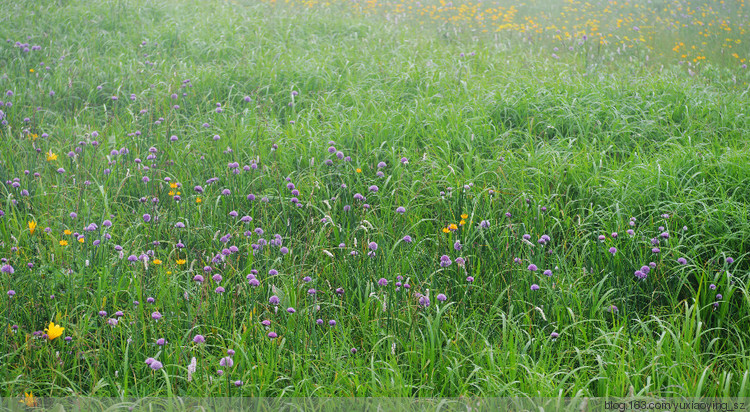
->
[[459, 220, 466, 226], [28, 221, 37, 235], [176, 259, 187, 265], [21, 392, 37, 407], [153, 259, 162, 265], [196, 197, 202, 204], [45, 321, 64, 340], [63, 229, 72, 235], [461, 214, 468, 220], [46, 151, 58, 161], [59, 240, 68, 246], [442, 227, 450, 233], [356, 168, 362, 173], [78, 237, 84, 244], [170, 182, 178, 189], [448, 223, 458, 231], [29, 69, 35, 73]]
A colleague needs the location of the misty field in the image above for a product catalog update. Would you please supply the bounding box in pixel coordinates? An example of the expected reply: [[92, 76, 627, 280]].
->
[[1, 0, 750, 402]]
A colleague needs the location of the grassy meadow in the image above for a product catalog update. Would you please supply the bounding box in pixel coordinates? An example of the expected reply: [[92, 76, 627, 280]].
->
[[1, 0, 750, 401]]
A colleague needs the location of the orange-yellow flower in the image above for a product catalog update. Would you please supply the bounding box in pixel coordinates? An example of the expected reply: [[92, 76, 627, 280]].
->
[[28, 221, 37, 235], [59, 240, 68, 246], [45, 321, 64, 340], [176, 259, 187, 265], [63, 229, 72, 235], [46, 151, 58, 161], [152, 259, 162, 265], [21, 392, 37, 407]]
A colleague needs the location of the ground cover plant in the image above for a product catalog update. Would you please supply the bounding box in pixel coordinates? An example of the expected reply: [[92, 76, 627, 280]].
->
[[1, 0, 750, 400]]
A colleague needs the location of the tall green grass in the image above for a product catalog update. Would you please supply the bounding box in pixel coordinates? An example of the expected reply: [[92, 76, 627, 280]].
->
[[0, 0, 749, 398]]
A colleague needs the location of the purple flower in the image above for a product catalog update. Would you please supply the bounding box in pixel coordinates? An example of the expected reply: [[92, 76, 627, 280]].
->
[[652, 248, 660, 254], [396, 206, 406, 214], [530, 284, 540, 291], [156, 338, 166, 346], [726, 257, 735, 264], [454, 241, 462, 251], [219, 356, 234, 368], [151, 311, 162, 320], [436, 293, 447, 302], [268, 332, 278, 339], [543, 269, 552, 276], [142, 214, 151, 223], [677, 257, 687, 265], [269, 295, 280, 305], [287, 307, 296, 314], [440, 255, 452, 268], [1, 265, 14, 274], [368, 242, 378, 251], [608, 247, 617, 255], [634, 270, 647, 280], [527, 264, 538, 272], [7, 290, 16, 297], [418, 295, 430, 307], [98, 310, 107, 317], [149, 361, 163, 370], [378, 278, 388, 287], [368, 185, 378, 192], [402, 235, 413, 243], [716, 294, 723, 300], [193, 335, 205, 344], [479, 220, 490, 229]]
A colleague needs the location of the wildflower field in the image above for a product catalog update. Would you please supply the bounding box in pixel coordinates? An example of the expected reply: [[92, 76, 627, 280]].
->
[[2, 0, 750, 401]]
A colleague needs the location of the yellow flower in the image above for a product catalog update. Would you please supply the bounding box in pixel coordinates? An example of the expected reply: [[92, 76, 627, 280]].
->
[[459, 219, 466, 226], [356, 168, 362, 173], [46, 151, 58, 161], [59, 240, 68, 246], [168, 191, 175, 196], [63, 229, 72, 235], [166, 271, 172, 275], [442, 227, 450, 233], [29, 68, 35, 73], [176, 259, 186, 265], [196, 197, 202, 204], [28, 221, 37, 235], [448, 223, 458, 231], [153, 259, 162, 265], [78, 237, 84, 244], [170, 182, 178, 189], [45, 321, 64, 340], [461, 214, 468, 220], [21, 392, 37, 407]]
